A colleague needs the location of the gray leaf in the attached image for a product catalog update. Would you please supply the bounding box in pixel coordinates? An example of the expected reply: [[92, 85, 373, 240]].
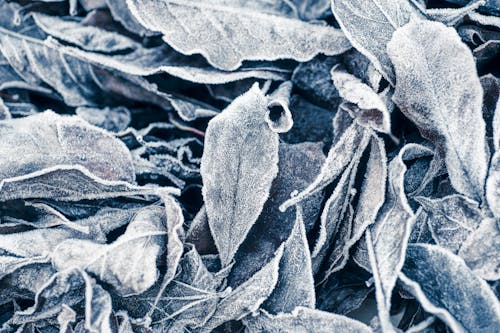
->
[[52, 206, 167, 296], [388, 19, 488, 201], [244, 307, 373, 333], [32, 13, 136, 54], [75, 106, 131, 133], [0, 28, 217, 121], [415, 195, 482, 253], [228, 142, 325, 287], [280, 122, 370, 211], [262, 206, 315, 314], [200, 83, 279, 266], [200, 245, 284, 332], [400, 244, 500, 333], [0, 111, 133, 183], [331, 0, 421, 84], [125, 0, 351, 70], [106, 0, 158, 37], [459, 218, 500, 281], [486, 150, 500, 218], [365, 144, 423, 333], [265, 81, 294, 133], [331, 66, 391, 134]]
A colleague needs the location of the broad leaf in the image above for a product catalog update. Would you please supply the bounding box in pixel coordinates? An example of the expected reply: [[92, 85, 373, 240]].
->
[[244, 307, 373, 333], [200, 84, 279, 266], [388, 19, 488, 201], [126, 0, 351, 70], [331, 0, 421, 84], [400, 244, 500, 333], [52, 206, 167, 296]]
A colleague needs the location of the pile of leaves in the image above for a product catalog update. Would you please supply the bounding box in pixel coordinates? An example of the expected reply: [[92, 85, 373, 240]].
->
[[0, 0, 499, 332]]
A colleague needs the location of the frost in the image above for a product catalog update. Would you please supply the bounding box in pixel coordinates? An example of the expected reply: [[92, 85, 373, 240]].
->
[[200, 84, 279, 266], [388, 19, 488, 201], [125, 0, 351, 70]]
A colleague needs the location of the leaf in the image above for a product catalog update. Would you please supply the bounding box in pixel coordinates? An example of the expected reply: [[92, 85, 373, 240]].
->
[[244, 307, 373, 333], [486, 150, 500, 218], [331, 0, 421, 84], [7, 268, 86, 327], [420, 0, 485, 26], [388, 19, 488, 201], [200, 83, 279, 266], [261, 206, 315, 314], [152, 245, 221, 329], [415, 195, 482, 253], [0, 111, 133, 183], [331, 65, 391, 134], [125, 0, 351, 70], [0, 165, 166, 202], [32, 13, 137, 54], [52, 206, 167, 296], [265, 81, 294, 133], [228, 142, 325, 287], [199, 245, 284, 332], [291, 56, 341, 108], [75, 106, 131, 133], [36, 13, 291, 85], [459, 218, 500, 281], [105, 0, 158, 37], [364, 144, 425, 333], [400, 244, 500, 333], [280, 121, 371, 211], [0, 28, 217, 121]]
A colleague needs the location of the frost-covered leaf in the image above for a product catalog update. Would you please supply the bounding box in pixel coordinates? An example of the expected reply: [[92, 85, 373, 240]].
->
[[105, 0, 158, 37], [0, 165, 164, 202], [280, 121, 370, 211], [52, 206, 167, 296], [0, 111, 133, 183], [0, 227, 84, 281], [200, 84, 279, 266], [261, 207, 315, 314], [0, 28, 217, 121], [291, 56, 341, 108], [244, 307, 373, 333], [7, 268, 86, 327], [486, 150, 500, 218], [32, 13, 136, 54], [126, 0, 351, 70], [75, 106, 131, 133], [400, 244, 500, 333], [365, 144, 426, 333], [331, 66, 391, 134], [421, 0, 485, 26], [228, 142, 324, 286], [331, 0, 421, 84], [200, 245, 284, 332], [388, 19, 488, 201], [265, 81, 294, 133], [459, 218, 500, 281], [415, 195, 482, 253]]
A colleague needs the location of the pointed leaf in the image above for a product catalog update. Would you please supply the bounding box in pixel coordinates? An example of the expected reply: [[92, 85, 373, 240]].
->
[[126, 0, 351, 70], [400, 244, 500, 333], [331, 0, 421, 84], [388, 19, 488, 201], [200, 84, 279, 266]]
